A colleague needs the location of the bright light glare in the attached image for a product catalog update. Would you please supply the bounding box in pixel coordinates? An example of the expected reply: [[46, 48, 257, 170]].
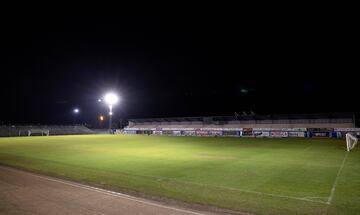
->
[[104, 93, 119, 105], [98, 99, 102, 102], [73, 108, 79, 113], [99, 116, 104, 121]]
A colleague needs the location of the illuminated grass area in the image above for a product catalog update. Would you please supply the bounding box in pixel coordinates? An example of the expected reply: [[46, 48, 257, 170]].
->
[[0, 135, 359, 215]]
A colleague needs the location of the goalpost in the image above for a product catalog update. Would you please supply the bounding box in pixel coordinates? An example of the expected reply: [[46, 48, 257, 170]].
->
[[28, 129, 50, 136], [346, 133, 358, 151]]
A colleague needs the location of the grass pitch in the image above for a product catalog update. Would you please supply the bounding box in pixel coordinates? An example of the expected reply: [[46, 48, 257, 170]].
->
[[0, 135, 359, 215]]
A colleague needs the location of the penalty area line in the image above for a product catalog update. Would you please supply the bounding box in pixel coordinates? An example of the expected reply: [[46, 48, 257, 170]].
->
[[188, 182, 328, 205], [327, 152, 349, 205]]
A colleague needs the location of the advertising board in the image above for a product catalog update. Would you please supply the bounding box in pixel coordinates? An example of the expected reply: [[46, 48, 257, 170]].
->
[[270, 131, 289, 137]]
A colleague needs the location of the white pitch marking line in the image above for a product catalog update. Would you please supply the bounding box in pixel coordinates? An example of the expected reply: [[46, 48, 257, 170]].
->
[[91, 169, 329, 205], [0, 166, 205, 215], [197, 184, 328, 205], [327, 152, 349, 205], [127, 174, 329, 205], [0, 165, 328, 206]]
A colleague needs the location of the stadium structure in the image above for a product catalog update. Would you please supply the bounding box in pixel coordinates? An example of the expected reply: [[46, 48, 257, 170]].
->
[[124, 112, 358, 138], [1, 112, 360, 214], [0, 125, 93, 137]]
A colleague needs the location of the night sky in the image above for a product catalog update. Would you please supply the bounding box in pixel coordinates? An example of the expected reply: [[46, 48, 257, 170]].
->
[[1, 12, 357, 125]]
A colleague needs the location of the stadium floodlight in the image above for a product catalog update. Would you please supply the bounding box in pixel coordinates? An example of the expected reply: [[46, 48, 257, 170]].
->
[[104, 93, 119, 105], [103, 92, 119, 130]]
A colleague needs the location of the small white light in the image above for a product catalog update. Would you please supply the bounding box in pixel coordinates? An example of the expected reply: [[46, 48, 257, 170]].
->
[[98, 99, 102, 102], [73, 108, 79, 113]]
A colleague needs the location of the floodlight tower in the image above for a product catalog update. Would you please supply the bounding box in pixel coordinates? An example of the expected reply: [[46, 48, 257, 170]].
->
[[73, 108, 80, 124], [104, 93, 119, 130]]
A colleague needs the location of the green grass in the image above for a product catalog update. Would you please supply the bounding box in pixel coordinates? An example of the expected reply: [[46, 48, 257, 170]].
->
[[0, 135, 359, 215]]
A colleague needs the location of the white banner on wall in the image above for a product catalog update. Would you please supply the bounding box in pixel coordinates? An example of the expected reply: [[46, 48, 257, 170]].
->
[[270, 131, 289, 137], [253, 131, 270, 137], [183, 130, 195, 135], [153, 131, 162, 135], [173, 130, 182, 136], [195, 130, 209, 135], [288, 131, 305, 137], [209, 130, 222, 135]]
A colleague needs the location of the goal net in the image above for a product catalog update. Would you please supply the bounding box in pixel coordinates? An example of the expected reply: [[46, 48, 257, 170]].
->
[[346, 133, 358, 151], [28, 129, 50, 136]]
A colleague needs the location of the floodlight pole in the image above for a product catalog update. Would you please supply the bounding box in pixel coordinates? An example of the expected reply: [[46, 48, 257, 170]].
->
[[109, 105, 113, 130], [104, 92, 119, 133]]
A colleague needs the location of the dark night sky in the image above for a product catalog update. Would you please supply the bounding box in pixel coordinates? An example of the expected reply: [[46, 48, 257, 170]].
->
[[0, 11, 358, 125]]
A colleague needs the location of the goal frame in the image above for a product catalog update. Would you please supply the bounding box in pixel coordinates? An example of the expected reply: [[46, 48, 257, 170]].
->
[[28, 129, 50, 136], [346, 133, 358, 151]]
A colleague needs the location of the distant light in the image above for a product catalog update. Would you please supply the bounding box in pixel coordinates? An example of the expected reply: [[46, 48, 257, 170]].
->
[[104, 93, 119, 105], [99, 115, 104, 121], [73, 108, 80, 113], [98, 99, 102, 102]]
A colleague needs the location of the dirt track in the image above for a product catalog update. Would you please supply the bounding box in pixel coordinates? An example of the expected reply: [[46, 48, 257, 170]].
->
[[0, 166, 218, 215]]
